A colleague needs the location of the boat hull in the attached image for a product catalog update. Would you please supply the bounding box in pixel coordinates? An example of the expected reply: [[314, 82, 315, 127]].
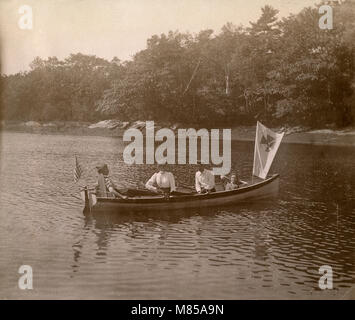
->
[[85, 174, 279, 213]]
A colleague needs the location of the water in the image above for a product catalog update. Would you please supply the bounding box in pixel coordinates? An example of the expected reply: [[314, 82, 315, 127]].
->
[[0, 132, 354, 299]]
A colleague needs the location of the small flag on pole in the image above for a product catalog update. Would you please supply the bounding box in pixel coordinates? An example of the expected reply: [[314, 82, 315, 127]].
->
[[253, 121, 284, 179], [74, 156, 83, 183]]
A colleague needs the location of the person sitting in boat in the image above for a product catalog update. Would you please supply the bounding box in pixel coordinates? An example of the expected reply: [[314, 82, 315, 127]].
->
[[223, 172, 247, 191], [195, 161, 216, 193], [95, 164, 127, 199], [145, 164, 176, 195]]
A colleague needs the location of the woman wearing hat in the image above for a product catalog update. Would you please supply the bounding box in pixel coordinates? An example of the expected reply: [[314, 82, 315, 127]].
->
[[95, 164, 127, 199]]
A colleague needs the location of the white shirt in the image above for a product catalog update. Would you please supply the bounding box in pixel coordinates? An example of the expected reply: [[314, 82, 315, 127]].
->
[[146, 171, 176, 192], [195, 169, 215, 192]]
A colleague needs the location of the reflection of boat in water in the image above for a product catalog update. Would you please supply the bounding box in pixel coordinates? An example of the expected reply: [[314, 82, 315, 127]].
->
[[83, 174, 279, 213]]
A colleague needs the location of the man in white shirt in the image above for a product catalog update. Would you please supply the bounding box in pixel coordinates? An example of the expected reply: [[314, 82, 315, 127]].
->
[[145, 165, 176, 194], [195, 162, 216, 193]]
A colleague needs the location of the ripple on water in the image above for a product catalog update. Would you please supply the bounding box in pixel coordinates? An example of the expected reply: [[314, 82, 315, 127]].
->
[[0, 133, 354, 299]]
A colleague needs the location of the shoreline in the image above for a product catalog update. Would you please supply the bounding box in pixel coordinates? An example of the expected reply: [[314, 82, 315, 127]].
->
[[1, 121, 355, 147]]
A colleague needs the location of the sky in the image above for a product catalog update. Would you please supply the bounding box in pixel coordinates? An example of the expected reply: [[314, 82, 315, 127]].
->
[[0, 0, 318, 75]]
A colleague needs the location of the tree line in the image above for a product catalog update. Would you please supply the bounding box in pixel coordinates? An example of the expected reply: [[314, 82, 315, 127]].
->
[[1, 1, 354, 128]]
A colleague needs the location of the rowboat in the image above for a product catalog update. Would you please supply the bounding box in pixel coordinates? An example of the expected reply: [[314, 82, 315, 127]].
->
[[79, 121, 284, 213], [82, 174, 279, 213]]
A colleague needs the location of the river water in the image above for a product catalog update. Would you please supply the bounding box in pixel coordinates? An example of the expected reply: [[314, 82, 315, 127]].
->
[[0, 132, 354, 299]]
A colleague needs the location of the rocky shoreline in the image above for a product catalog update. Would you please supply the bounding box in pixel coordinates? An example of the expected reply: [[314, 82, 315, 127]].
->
[[1, 120, 355, 146]]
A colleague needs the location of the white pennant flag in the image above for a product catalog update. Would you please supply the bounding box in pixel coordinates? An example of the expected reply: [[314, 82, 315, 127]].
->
[[253, 121, 284, 179]]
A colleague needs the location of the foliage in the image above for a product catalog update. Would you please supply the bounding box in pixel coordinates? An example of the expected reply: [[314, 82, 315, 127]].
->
[[1, 1, 354, 127]]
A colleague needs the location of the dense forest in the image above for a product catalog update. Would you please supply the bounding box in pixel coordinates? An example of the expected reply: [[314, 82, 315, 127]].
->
[[1, 1, 355, 128]]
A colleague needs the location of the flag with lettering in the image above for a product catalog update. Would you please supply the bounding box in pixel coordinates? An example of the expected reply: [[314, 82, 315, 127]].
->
[[73, 156, 83, 183], [253, 121, 284, 179]]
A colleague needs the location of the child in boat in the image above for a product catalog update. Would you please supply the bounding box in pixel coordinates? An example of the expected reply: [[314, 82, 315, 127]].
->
[[145, 163, 176, 195], [224, 172, 247, 191], [95, 164, 127, 199]]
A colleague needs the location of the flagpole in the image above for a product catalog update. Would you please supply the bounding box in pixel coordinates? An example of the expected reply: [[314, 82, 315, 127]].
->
[[74, 155, 92, 212], [252, 122, 259, 184]]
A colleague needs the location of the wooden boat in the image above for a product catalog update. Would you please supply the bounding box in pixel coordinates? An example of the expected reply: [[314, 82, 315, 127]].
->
[[82, 174, 279, 213], [80, 122, 284, 213]]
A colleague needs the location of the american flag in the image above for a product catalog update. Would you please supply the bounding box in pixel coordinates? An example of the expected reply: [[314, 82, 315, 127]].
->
[[73, 156, 83, 182]]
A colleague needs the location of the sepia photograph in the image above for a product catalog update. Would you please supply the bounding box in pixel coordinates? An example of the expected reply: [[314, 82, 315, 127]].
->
[[0, 0, 354, 304]]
